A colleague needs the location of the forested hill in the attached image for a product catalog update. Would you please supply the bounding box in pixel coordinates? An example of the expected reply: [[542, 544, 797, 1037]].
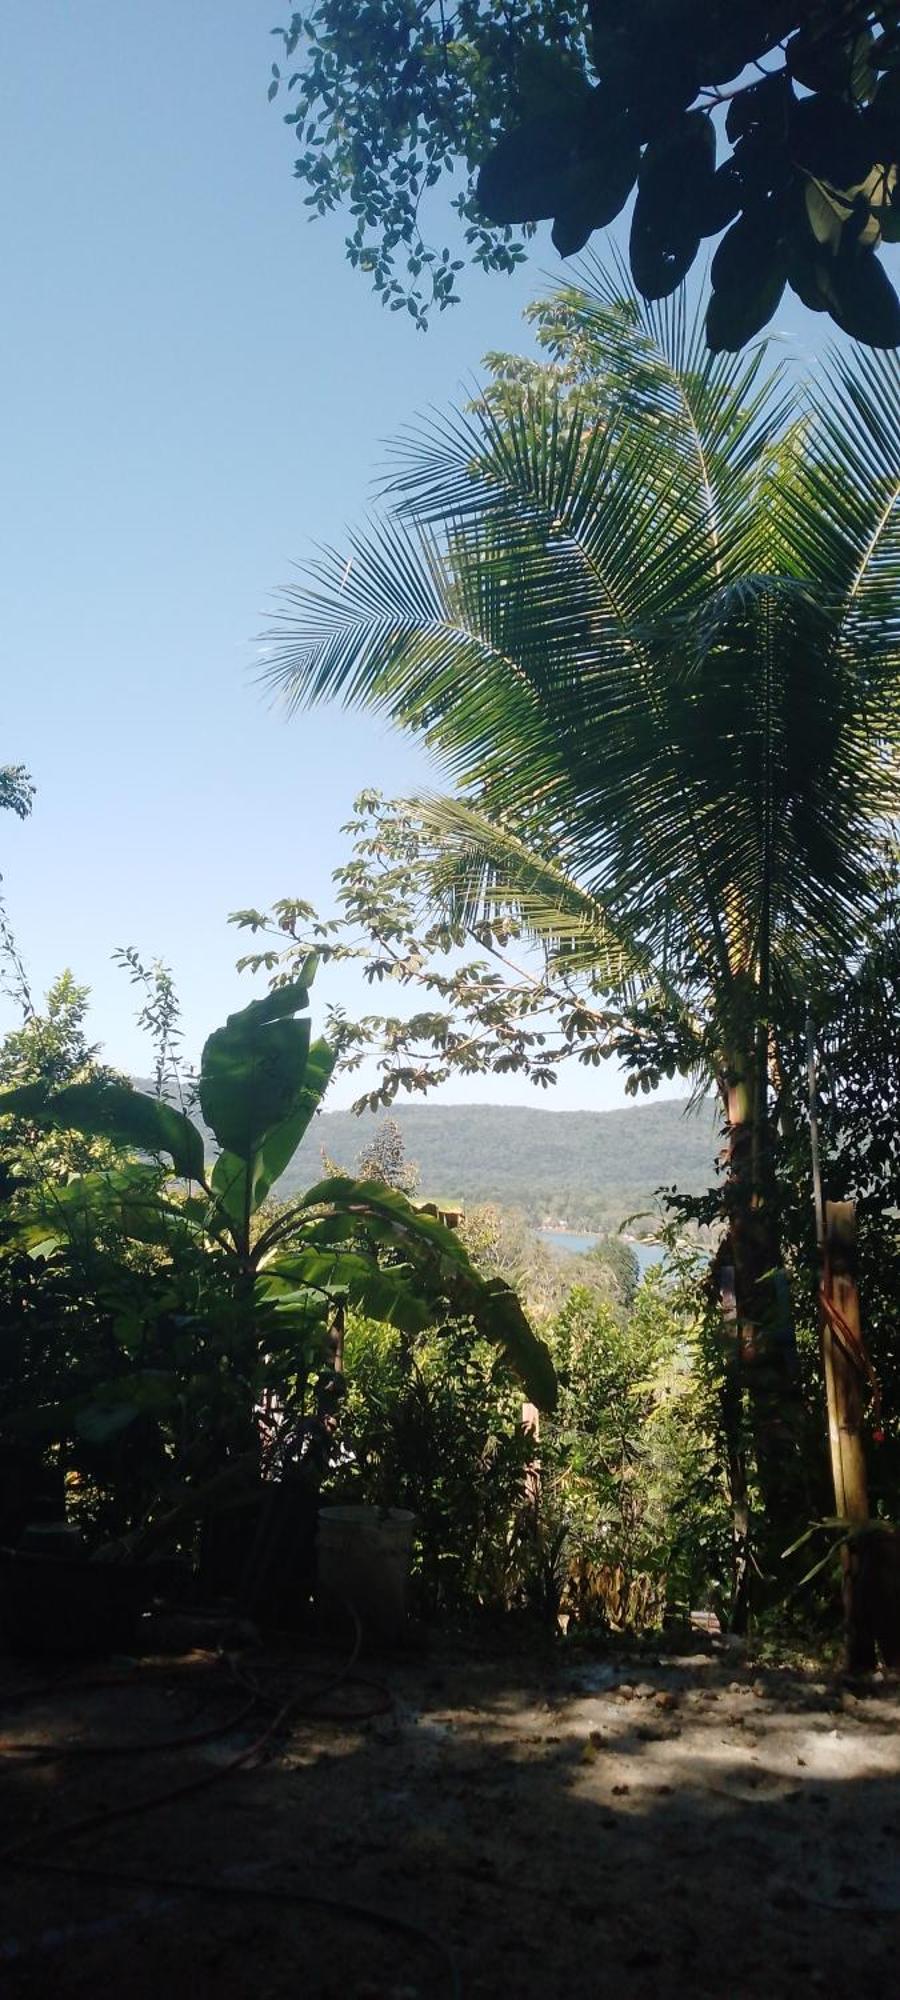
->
[[279, 1097, 721, 1233], [136, 1086, 720, 1231], [139, 1088, 716, 1224]]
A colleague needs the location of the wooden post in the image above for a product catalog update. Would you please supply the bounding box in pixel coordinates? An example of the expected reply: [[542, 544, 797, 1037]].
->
[[521, 1401, 541, 1509], [822, 1202, 869, 1527], [822, 1202, 874, 1671]]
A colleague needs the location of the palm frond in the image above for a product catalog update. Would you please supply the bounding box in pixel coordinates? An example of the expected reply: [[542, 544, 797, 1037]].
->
[[776, 344, 900, 681], [512, 256, 792, 567], [414, 793, 655, 987]]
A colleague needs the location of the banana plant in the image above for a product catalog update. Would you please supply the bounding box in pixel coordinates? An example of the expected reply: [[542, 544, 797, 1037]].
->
[[0, 963, 556, 1432]]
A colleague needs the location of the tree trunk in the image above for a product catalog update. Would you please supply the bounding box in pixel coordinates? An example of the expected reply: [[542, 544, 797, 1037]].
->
[[327, 1301, 346, 1376], [716, 1258, 750, 1633], [721, 1056, 805, 1577]]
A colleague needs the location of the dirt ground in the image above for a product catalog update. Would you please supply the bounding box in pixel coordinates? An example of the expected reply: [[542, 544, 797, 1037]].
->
[[1, 1629, 898, 1999]]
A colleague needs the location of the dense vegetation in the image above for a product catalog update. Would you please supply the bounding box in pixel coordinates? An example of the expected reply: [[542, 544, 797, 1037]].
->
[[0, 945, 736, 1642], [0, 958, 554, 1573], [331, 1259, 728, 1628], [2, 861, 897, 1647]]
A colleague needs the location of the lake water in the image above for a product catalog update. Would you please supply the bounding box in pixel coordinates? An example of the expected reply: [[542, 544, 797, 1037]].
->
[[537, 1230, 665, 1275]]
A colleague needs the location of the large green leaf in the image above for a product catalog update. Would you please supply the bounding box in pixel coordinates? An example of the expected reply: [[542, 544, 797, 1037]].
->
[[73, 1372, 179, 1444], [198, 968, 317, 1165], [261, 1250, 434, 1339], [550, 94, 641, 256], [285, 1176, 557, 1407], [3, 1370, 178, 1446], [630, 111, 715, 301], [0, 1079, 205, 1182], [822, 245, 900, 349], [254, 1036, 338, 1205], [463, 1275, 557, 1414], [254, 1287, 333, 1353], [707, 200, 788, 351], [214, 959, 317, 1035], [299, 1175, 473, 1268], [477, 89, 639, 257], [476, 111, 576, 225], [291, 1205, 425, 1254], [209, 1147, 254, 1238], [207, 1028, 337, 1240]]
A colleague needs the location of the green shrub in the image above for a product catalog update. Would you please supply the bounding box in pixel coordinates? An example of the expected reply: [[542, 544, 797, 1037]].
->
[[331, 1265, 735, 1631], [328, 1314, 535, 1617], [544, 1271, 731, 1625]]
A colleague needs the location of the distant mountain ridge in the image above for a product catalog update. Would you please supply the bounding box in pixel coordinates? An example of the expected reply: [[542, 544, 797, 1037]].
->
[[297, 1098, 721, 1231], [141, 1085, 721, 1233]]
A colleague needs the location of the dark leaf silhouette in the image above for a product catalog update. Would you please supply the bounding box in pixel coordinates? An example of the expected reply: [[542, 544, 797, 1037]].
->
[[280, 3, 900, 345], [630, 111, 715, 299]]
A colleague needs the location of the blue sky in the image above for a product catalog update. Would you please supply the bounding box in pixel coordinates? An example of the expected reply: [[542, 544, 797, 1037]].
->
[[0, 4, 874, 1113]]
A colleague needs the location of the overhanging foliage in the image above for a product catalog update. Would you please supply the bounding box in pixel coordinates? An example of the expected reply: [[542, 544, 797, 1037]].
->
[[272, 3, 900, 344]]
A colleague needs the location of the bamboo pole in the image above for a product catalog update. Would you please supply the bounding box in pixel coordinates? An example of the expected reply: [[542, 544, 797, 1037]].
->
[[807, 1025, 877, 1663], [521, 1401, 541, 1509], [822, 1201, 869, 1528], [822, 1202, 877, 1669]]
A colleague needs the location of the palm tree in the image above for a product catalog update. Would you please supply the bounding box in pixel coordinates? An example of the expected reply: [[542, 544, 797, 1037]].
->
[[263, 264, 900, 1574]]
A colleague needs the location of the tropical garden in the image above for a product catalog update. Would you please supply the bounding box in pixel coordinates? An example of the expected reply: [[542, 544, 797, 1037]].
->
[[5, 15, 900, 1997], [2, 3, 900, 1680], [247, 259, 900, 1655], [3, 246, 899, 1669]]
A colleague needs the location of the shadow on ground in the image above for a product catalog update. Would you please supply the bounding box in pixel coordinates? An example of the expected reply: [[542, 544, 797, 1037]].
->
[[1, 1638, 898, 1998]]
